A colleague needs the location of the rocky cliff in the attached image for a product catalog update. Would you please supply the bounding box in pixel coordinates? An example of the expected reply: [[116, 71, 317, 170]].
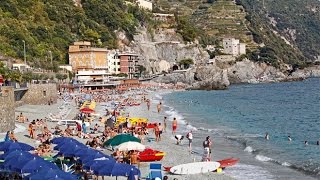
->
[[131, 27, 320, 90]]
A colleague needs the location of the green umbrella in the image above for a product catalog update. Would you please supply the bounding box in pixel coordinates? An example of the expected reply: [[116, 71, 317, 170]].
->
[[104, 134, 141, 147]]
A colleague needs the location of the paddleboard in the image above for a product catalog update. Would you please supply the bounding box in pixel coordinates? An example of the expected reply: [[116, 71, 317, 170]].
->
[[170, 162, 220, 175]]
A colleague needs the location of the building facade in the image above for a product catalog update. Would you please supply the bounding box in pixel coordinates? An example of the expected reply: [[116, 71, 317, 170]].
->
[[108, 50, 121, 75], [119, 52, 139, 79], [223, 38, 246, 56], [136, 0, 152, 11], [68, 41, 108, 71]]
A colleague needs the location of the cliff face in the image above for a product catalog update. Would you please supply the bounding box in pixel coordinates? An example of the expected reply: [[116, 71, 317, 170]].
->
[[132, 26, 320, 90], [131, 27, 208, 74]]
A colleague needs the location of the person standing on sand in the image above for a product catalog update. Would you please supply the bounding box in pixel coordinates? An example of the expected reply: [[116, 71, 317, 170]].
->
[[163, 116, 167, 132], [154, 123, 160, 142], [157, 102, 162, 113], [172, 117, 177, 135], [186, 130, 193, 153], [147, 100, 150, 111], [203, 136, 212, 160]]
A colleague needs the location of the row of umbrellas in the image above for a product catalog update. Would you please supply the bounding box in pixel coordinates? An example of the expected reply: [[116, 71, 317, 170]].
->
[[52, 137, 141, 178], [0, 141, 76, 180]]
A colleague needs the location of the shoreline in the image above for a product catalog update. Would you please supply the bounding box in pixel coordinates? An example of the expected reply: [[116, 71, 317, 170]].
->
[[160, 83, 319, 180]]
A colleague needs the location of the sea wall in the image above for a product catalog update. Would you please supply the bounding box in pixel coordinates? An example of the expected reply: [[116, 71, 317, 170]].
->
[[20, 84, 58, 105], [0, 86, 15, 133]]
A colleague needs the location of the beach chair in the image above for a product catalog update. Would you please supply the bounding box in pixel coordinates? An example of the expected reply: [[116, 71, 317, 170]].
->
[[148, 163, 162, 180], [62, 163, 75, 174]]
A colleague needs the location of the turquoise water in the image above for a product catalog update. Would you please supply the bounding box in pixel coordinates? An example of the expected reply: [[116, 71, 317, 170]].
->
[[162, 78, 320, 179]]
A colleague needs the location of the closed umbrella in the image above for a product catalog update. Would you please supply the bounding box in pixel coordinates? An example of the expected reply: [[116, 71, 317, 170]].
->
[[117, 142, 145, 151], [104, 134, 141, 147]]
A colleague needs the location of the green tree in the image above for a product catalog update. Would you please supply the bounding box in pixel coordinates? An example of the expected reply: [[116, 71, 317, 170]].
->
[[179, 59, 194, 69]]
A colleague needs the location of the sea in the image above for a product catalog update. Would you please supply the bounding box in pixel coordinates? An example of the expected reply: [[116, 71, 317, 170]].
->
[[156, 78, 320, 180]]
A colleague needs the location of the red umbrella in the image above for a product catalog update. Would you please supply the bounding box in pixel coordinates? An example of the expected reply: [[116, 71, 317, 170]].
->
[[80, 107, 94, 113]]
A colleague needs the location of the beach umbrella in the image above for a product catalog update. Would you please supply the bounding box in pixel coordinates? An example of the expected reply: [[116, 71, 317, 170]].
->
[[3, 157, 32, 171], [53, 141, 82, 151], [0, 141, 34, 152], [117, 141, 145, 152], [80, 151, 107, 163], [92, 160, 116, 175], [51, 137, 73, 144], [84, 159, 115, 171], [74, 147, 97, 158], [128, 168, 139, 180], [20, 157, 58, 173], [59, 144, 87, 157], [110, 163, 140, 176], [28, 168, 77, 180], [104, 134, 141, 147], [0, 150, 33, 160]]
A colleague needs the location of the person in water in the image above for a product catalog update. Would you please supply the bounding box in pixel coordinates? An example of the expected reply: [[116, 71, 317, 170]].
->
[[317, 140, 319, 145], [304, 141, 308, 145], [265, 132, 269, 140], [288, 135, 292, 142]]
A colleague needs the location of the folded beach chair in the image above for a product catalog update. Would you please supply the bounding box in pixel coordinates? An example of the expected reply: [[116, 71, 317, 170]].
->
[[148, 163, 162, 180]]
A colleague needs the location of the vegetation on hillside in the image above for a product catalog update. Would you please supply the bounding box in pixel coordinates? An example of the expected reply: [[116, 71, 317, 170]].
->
[[0, 0, 151, 68], [238, 0, 320, 64]]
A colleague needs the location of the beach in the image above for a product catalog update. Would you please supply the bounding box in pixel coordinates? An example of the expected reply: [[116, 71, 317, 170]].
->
[[2, 89, 234, 180]]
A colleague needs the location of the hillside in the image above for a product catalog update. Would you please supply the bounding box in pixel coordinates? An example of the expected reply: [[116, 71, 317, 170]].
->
[[239, 0, 320, 62], [154, 0, 320, 67], [0, 0, 150, 68]]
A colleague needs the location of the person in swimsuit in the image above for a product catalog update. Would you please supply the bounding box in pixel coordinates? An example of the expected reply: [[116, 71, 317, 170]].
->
[[172, 118, 177, 135]]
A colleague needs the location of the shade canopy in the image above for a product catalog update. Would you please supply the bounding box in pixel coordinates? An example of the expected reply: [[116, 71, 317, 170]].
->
[[0, 141, 34, 152], [104, 134, 141, 147], [117, 141, 145, 151]]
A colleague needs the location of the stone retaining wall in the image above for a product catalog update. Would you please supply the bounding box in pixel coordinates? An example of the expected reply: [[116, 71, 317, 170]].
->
[[0, 86, 15, 133], [20, 84, 58, 105]]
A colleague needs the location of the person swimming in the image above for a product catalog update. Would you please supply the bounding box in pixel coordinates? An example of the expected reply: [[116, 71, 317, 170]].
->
[[265, 132, 269, 140], [304, 141, 308, 145], [288, 135, 292, 142], [317, 140, 320, 145]]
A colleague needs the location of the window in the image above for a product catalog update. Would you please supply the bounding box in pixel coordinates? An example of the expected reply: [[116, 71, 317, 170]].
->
[[117, 62, 120, 65], [114, 68, 116, 71], [114, 62, 116, 65], [43, 91, 47, 96], [118, 68, 120, 71]]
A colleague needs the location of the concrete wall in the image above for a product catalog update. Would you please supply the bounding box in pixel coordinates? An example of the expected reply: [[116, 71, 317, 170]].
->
[[0, 86, 15, 133], [20, 84, 58, 105]]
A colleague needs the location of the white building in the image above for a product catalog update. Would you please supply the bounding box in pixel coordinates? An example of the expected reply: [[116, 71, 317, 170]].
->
[[107, 50, 121, 75], [223, 38, 246, 56], [136, 0, 152, 11], [75, 70, 110, 84], [59, 65, 72, 72], [12, 63, 30, 71]]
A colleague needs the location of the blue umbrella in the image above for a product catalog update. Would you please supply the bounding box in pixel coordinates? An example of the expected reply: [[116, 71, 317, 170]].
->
[[79, 151, 106, 163], [28, 168, 77, 180], [51, 137, 73, 144], [75, 148, 97, 158], [0, 141, 34, 152], [110, 163, 140, 176], [0, 150, 34, 160], [128, 168, 138, 180], [21, 157, 58, 173], [59, 144, 87, 157], [54, 141, 82, 151], [84, 158, 115, 171]]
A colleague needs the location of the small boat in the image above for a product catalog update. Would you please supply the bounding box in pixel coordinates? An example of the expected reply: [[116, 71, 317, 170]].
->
[[138, 148, 165, 162], [217, 158, 239, 168]]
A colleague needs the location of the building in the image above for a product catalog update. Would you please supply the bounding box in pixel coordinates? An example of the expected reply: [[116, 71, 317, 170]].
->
[[136, 0, 152, 11], [68, 41, 108, 71], [119, 52, 139, 79], [223, 38, 246, 56], [59, 65, 72, 72], [75, 70, 110, 84], [12, 63, 30, 71], [108, 50, 121, 75]]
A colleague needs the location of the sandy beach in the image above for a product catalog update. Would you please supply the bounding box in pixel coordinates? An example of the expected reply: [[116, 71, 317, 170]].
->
[[3, 89, 234, 180]]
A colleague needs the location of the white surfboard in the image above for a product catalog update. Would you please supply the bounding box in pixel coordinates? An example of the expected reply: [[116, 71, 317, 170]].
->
[[170, 161, 220, 175]]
